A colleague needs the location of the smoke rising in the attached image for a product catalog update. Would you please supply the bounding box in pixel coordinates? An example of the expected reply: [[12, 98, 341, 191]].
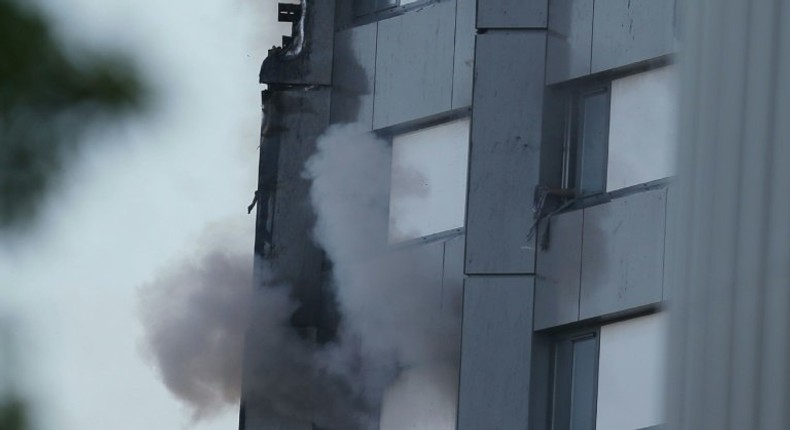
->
[[139, 123, 463, 428], [306, 124, 462, 370], [139, 249, 254, 418]]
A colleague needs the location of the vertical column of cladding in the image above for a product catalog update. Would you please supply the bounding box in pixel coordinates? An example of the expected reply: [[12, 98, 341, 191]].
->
[[243, 1, 336, 430], [458, 1, 548, 429]]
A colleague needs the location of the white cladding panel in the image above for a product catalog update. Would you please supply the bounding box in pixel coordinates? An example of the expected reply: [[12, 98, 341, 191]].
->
[[596, 313, 668, 430], [607, 66, 678, 191], [389, 118, 470, 241]]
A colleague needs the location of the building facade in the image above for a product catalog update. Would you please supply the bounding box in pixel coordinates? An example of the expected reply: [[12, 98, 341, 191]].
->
[[242, 0, 678, 428]]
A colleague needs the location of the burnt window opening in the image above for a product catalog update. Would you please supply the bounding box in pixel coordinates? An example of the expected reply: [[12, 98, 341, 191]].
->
[[278, 3, 301, 22], [273, 1, 306, 59]]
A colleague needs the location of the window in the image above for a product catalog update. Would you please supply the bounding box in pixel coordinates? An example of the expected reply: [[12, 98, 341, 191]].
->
[[562, 65, 677, 196], [388, 118, 470, 242], [552, 330, 599, 430], [550, 313, 667, 430], [566, 86, 611, 196], [596, 313, 667, 430], [606, 66, 678, 191]]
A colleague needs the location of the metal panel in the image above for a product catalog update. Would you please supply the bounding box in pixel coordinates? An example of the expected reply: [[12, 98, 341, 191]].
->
[[477, 0, 548, 29], [662, 183, 675, 302], [546, 0, 593, 84], [535, 209, 582, 330], [331, 23, 377, 128], [452, 0, 476, 108], [457, 276, 534, 430], [591, 0, 676, 73], [465, 31, 546, 274], [441, 234, 465, 353], [443, 234, 466, 312], [373, 2, 456, 128], [579, 189, 666, 319]]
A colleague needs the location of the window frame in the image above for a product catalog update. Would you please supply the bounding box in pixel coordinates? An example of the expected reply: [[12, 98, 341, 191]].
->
[[550, 327, 601, 430], [383, 111, 472, 244], [566, 83, 612, 197], [551, 60, 676, 209]]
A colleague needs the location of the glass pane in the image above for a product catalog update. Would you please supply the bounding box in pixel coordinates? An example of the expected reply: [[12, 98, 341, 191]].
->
[[570, 336, 597, 430], [577, 88, 610, 195], [552, 333, 598, 430], [606, 66, 678, 191], [388, 118, 470, 241], [596, 313, 668, 430]]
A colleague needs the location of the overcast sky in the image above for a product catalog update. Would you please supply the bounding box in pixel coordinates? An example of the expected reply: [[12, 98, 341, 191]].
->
[[0, 1, 284, 428]]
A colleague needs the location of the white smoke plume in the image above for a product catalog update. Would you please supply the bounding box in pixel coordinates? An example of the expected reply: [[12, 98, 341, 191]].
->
[[304, 123, 463, 428], [306, 124, 462, 370], [139, 124, 463, 429], [139, 248, 254, 418]]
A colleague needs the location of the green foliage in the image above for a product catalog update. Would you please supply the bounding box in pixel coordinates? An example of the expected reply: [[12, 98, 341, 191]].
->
[[0, 0, 145, 229], [0, 398, 27, 430]]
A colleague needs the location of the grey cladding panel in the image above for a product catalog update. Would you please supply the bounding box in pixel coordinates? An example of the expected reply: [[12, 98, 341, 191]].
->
[[662, 183, 676, 302], [477, 0, 548, 28], [331, 23, 377, 128], [389, 238, 448, 311], [457, 276, 534, 430], [579, 189, 666, 319], [535, 210, 582, 330], [465, 31, 546, 274], [441, 235, 466, 350], [546, 0, 593, 84], [452, 0, 476, 108], [591, 0, 676, 72], [373, 2, 456, 128], [443, 235, 466, 309]]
